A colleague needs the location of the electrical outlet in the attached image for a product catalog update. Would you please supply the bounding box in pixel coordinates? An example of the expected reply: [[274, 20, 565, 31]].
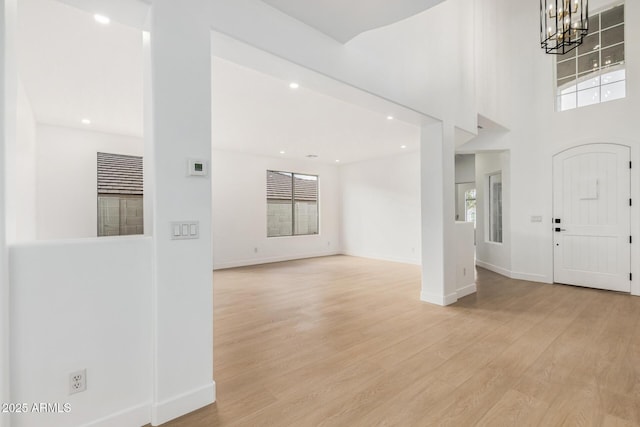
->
[[254, 247, 258, 253], [69, 369, 86, 395]]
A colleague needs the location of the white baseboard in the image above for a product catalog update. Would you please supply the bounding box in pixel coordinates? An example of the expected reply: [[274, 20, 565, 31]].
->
[[82, 402, 150, 427], [341, 251, 421, 266], [475, 260, 512, 278], [510, 271, 551, 283], [420, 291, 458, 306], [215, 251, 422, 270], [475, 260, 551, 284], [213, 251, 340, 270], [151, 381, 215, 426], [456, 283, 477, 298]]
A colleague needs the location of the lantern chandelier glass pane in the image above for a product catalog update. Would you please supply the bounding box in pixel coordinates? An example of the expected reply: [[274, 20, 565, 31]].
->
[[541, 0, 589, 54]]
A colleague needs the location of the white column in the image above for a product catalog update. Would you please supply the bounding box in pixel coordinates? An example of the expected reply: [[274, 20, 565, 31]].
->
[[144, 1, 214, 425], [420, 121, 457, 306], [0, 1, 16, 425]]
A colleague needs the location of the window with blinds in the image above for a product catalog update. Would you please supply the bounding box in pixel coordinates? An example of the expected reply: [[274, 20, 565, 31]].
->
[[97, 152, 143, 236], [267, 170, 318, 237]]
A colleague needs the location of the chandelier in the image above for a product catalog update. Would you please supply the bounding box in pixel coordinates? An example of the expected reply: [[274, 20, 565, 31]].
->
[[540, 0, 589, 54]]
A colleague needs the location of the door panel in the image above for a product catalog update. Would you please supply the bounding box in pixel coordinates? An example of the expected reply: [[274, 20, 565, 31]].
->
[[553, 144, 630, 292]]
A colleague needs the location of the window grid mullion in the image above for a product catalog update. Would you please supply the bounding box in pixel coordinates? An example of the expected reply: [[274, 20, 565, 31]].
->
[[556, 5, 625, 111], [291, 174, 295, 236]]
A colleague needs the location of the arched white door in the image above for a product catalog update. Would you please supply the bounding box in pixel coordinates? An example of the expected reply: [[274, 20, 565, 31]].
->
[[553, 144, 631, 292]]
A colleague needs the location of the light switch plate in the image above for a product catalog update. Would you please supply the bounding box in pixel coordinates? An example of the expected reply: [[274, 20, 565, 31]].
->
[[171, 221, 199, 240]]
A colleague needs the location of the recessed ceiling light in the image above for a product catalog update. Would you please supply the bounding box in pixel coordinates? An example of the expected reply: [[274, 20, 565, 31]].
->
[[401, 145, 407, 149], [387, 116, 394, 120], [335, 159, 340, 163], [289, 82, 299, 89], [81, 119, 91, 125], [279, 150, 285, 154], [94, 14, 110, 25]]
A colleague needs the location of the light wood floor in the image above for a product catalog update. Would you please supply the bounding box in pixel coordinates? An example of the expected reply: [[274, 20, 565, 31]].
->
[[162, 255, 640, 426]]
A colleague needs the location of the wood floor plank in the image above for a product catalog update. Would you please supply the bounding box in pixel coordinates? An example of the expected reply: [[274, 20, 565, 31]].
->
[[157, 256, 640, 427], [602, 414, 640, 427], [537, 381, 605, 427], [475, 389, 549, 427]]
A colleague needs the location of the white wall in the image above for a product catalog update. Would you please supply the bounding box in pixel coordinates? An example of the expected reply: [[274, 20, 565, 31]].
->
[[420, 122, 458, 305], [0, 1, 15, 424], [475, 151, 511, 277], [212, 149, 341, 269], [145, 3, 214, 422], [15, 80, 36, 241], [36, 124, 143, 240], [9, 237, 152, 427], [455, 153, 475, 183], [455, 221, 476, 297], [474, 0, 510, 126], [341, 151, 421, 265]]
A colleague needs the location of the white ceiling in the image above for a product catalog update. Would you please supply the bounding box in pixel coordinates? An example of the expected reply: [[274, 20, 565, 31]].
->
[[18, 0, 423, 164], [259, 0, 446, 43], [212, 56, 420, 163], [17, 0, 144, 137]]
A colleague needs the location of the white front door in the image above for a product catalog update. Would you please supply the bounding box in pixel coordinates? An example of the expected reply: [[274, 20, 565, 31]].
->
[[553, 144, 631, 292]]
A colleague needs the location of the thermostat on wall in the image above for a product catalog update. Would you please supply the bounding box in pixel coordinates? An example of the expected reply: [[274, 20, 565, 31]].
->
[[188, 159, 208, 177]]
